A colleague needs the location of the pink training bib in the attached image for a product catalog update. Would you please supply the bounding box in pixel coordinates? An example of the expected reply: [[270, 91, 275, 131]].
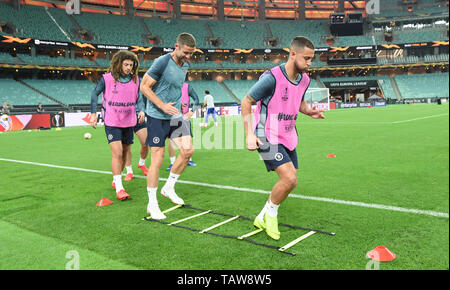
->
[[252, 65, 310, 151], [181, 83, 189, 114], [102, 73, 139, 128]]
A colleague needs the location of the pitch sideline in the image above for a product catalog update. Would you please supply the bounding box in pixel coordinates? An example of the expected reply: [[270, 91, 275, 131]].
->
[[0, 157, 448, 219]]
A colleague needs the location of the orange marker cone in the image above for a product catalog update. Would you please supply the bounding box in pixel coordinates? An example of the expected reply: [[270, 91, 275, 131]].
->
[[96, 198, 113, 207], [367, 246, 396, 262], [327, 153, 336, 158]]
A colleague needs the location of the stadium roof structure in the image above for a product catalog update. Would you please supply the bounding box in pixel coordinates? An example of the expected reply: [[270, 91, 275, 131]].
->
[[17, 0, 368, 20]]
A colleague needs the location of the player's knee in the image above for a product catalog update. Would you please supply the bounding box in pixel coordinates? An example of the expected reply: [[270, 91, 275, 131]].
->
[[180, 148, 194, 159], [112, 151, 123, 160], [186, 148, 195, 158], [284, 174, 298, 189]]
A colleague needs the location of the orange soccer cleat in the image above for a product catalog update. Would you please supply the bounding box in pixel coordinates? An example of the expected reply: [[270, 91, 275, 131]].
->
[[116, 189, 130, 200], [124, 173, 133, 181], [137, 164, 148, 175]]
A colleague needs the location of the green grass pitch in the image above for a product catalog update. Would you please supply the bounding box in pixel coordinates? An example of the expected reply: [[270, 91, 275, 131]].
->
[[0, 104, 448, 270]]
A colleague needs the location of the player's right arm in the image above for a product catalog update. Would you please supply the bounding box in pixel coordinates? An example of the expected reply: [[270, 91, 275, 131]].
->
[[242, 73, 275, 151], [241, 94, 263, 151], [140, 74, 178, 116]]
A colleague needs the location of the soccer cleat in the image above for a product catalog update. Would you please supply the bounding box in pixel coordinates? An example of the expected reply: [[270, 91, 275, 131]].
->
[[166, 163, 173, 171], [116, 189, 130, 201], [124, 173, 133, 181], [147, 203, 166, 220], [253, 216, 266, 230], [161, 185, 184, 205], [137, 164, 148, 175], [187, 160, 197, 167], [264, 213, 280, 240]]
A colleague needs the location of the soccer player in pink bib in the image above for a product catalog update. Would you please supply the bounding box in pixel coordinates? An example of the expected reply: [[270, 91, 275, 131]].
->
[[167, 82, 200, 170], [241, 37, 325, 240], [90, 50, 143, 201]]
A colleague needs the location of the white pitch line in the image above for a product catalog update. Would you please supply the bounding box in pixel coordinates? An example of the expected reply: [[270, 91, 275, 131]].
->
[[0, 157, 448, 219], [391, 113, 449, 124], [300, 113, 449, 125]]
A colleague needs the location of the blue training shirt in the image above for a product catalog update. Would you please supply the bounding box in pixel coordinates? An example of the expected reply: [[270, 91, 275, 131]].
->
[[144, 53, 190, 120]]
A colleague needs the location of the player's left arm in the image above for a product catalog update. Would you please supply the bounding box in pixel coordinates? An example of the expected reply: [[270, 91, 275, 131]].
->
[[136, 81, 146, 124], [299, 100, 325, 119]]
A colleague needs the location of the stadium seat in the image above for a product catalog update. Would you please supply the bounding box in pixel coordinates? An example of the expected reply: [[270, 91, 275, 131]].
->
[[22, 79, 97, 105], [188, 80, 236, 104], [0, 79, 58, 106], [395, 73, 449, 99]]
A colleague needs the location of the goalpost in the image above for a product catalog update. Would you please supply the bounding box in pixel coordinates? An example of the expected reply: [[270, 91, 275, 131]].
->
[[305, 87, 330, 111]]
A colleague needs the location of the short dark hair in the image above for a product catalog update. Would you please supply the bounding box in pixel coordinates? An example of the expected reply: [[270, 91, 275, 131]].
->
[[177, 33, 196, 48], [290, 36, 315, 52], [205, 90, 210, 94]]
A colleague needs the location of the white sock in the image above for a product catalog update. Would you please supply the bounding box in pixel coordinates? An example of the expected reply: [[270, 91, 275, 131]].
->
[[170, 156, 176, 164], [147, 187, 158, 204], [138, 158, 146, 166], [165, 172, 180, 189], [257, 202, 270, 221], [125, 165, 133, 174], [189, 157, 192, 162], [266, 200, 279, 217], [113, 175, 124, 192]]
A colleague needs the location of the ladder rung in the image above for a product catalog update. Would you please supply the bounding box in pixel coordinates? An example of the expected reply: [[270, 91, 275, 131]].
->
[[162, 204, 183, 214], [237, 228, 264, 240], [279, 231, 316, 252], [200, 216, 240, 233], [169, 210, 211, 225]]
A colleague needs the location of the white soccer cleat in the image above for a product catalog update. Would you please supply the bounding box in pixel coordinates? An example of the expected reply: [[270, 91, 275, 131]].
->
[[161, 186, 185, 205], [147, 203, 166, 220]]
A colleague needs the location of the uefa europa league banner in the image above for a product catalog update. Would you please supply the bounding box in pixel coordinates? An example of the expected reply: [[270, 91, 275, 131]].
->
[[0, 114, 50, 132]]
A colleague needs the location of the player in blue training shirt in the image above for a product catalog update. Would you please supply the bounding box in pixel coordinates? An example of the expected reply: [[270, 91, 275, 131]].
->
[[140, 33, 197, 219]]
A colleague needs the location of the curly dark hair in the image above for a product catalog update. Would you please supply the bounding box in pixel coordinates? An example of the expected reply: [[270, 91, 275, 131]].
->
[[108, 50, 139, 83]]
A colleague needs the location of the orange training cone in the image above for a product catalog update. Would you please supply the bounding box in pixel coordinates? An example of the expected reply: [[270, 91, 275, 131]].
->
[[367, 246, 396, 262], [96, 198, 113, 207], [327, 153, 336, 158]]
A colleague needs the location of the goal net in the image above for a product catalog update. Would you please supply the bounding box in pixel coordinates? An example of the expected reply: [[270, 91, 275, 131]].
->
[[304, 87, 330, 111]]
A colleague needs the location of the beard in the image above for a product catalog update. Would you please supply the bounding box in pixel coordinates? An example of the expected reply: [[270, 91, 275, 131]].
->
[[294, 62, 308, 74], [176, 54, 186, 64]]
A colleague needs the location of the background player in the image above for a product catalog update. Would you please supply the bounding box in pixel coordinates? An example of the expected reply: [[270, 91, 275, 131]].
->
[[123, 92, 149, 181], [201, 90, 218, 128], [167, 82, 200, 170]]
